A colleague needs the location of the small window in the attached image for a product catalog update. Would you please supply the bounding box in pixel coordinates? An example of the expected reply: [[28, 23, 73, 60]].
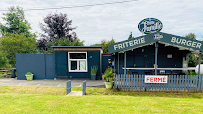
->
[[167, 54, 172, 58], [68, 52, 87, 72], [70, 61, 77, 70], [70, 53, 86, 59]]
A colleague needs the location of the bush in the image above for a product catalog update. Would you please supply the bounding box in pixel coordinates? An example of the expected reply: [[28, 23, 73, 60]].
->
[[26, 72, 33, 75], [0, 52, 11, 68], [91, 66, 98, 74], [102, 67, 115, 82]]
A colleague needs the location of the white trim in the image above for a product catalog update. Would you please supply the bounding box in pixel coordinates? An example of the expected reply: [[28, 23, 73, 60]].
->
[[68, 52, 87, 72]]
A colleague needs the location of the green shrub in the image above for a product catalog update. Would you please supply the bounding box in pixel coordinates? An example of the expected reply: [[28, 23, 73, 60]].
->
[[91, 65, 98, 74], [26, 72, 33, 75], [102, 67, 115, 82], [0, 52, 9, 68]]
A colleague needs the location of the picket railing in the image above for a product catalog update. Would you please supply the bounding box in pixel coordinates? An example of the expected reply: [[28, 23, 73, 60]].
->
[[114, 74, 203, 92]]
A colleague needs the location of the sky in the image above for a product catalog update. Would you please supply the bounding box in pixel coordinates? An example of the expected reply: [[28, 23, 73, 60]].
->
[[0, 0, 203, 45]]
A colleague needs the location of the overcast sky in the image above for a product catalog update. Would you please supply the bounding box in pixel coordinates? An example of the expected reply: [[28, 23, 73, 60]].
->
[[0, 0, 203, 45]]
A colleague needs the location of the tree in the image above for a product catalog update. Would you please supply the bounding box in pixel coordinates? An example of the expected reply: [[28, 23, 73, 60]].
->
[[188, 54, 198, 67], [128, 32, 134, 40], [44, 37, 84, 53], [185, 33, 199, 67], [0, 33, 37, 66], [91, 38, 115, 53], [0, 6, 35, 38], [39, 12, 76, 42], [185, 33, 196, 40], [38, 12, 82, 52], [0, 52, 8, 68]]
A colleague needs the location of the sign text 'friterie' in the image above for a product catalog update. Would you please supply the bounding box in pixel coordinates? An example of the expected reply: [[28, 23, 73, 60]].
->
[[114, 37, 145, 50], [145, 75, 167, 83]]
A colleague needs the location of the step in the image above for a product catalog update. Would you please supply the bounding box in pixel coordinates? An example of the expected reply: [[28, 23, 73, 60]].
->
[[67, 91, 83, 96]]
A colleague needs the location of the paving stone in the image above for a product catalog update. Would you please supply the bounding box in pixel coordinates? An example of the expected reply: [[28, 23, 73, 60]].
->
[[67, 91, 83, 96]]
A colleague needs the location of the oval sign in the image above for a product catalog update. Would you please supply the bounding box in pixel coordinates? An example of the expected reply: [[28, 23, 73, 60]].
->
[[138, 18, 163, 34]]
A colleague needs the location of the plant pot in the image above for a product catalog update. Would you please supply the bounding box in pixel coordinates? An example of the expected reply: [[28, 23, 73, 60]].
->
[[25, 74, 33, 81], [105, 81, 113, 89], [91, 74, 96, 80]]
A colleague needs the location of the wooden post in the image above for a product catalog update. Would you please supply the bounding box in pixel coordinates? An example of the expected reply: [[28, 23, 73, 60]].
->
[[198, 52, 201, 77], [170, 70, 173, 75], [155, 42, 159, 75], [124, 51, 126, 77], [198, 52, 201, 91], [118, 53, 119, 74], [66, 80, 71, 95], [82, 80, 86, 95]]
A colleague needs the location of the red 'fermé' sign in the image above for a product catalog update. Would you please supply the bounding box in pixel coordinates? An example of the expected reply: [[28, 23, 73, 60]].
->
[[145, 75, 167, 83]]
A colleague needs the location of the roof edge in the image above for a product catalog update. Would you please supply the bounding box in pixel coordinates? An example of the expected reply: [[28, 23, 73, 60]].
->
[[51, 46, 103, 49]]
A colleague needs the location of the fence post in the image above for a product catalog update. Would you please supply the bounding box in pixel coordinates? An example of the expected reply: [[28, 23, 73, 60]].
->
[[118, 74, 120, 88], [114, 75, 117, 88], [198, 75, 201, 91], [66, 80, 71, 95], [201, 75, 203, 91], [184, 75, 186, 91], [82, 80, 86, 95]]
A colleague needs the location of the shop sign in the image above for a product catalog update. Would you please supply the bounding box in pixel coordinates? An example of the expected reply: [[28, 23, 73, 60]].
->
[[170, 37, 202, 49], [154, 33, 163, 40], [138, 18, 163, 34], [113, 37, 145, 51], [145, 75, 167, 83], [108, 32, 203, 54]]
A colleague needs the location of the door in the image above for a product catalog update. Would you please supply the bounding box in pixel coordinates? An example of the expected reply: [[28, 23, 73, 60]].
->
[[55, 51, 67, 76]]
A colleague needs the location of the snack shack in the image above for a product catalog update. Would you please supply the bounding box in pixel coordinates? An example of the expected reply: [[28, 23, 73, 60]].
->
[[108, 18, 203, 76], [109, 18, 203, 91]]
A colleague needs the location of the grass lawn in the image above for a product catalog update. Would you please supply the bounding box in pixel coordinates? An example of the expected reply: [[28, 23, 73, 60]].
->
[[0, 86, 203, 114]]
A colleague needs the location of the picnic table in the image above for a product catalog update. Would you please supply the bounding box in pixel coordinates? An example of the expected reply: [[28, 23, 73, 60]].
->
[[0, 70, 11, 77]]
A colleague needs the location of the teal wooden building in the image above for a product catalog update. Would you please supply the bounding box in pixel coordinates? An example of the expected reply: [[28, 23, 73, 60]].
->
[[108, 32, 203, 76], [16, 32, 202, 80], [52, 46, 103, 79]]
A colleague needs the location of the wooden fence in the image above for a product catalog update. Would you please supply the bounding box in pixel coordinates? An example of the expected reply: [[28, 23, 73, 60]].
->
[[114, 74, 203, 92]]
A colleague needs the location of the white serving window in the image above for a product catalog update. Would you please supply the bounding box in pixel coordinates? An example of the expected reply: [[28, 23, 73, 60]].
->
[[68, 52, 87, 72]]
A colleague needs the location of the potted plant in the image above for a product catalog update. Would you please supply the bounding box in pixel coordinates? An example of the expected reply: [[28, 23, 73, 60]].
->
[[25, 72, 34, 81], [102, 67, 115, 89], [91, 65, 98, 80]]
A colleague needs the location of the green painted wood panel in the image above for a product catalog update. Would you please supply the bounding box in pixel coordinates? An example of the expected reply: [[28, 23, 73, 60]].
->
[[55, 51, 67, 76]]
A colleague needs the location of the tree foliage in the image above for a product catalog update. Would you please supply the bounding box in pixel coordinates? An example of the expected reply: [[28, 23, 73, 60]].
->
[[185, 33, 196, 40], [91, 38, 115, 53], [0, 6, 35, 38], [188, 54, 198, 67], [39, 12, 76, 42], [38, 12, 83, 52], [0, 52, 8, 68], [185, 33, 200, 67], [39, 37, 84, 53], [0, 33, 37, 66], [128, 32, 134, 40]]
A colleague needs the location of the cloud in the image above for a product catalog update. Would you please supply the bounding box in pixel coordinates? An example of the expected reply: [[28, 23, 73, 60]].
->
[[0, 0, 203, 45]]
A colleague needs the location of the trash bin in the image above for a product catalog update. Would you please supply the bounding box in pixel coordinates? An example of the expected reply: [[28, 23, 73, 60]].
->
[[11, 68, 16, 78]]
